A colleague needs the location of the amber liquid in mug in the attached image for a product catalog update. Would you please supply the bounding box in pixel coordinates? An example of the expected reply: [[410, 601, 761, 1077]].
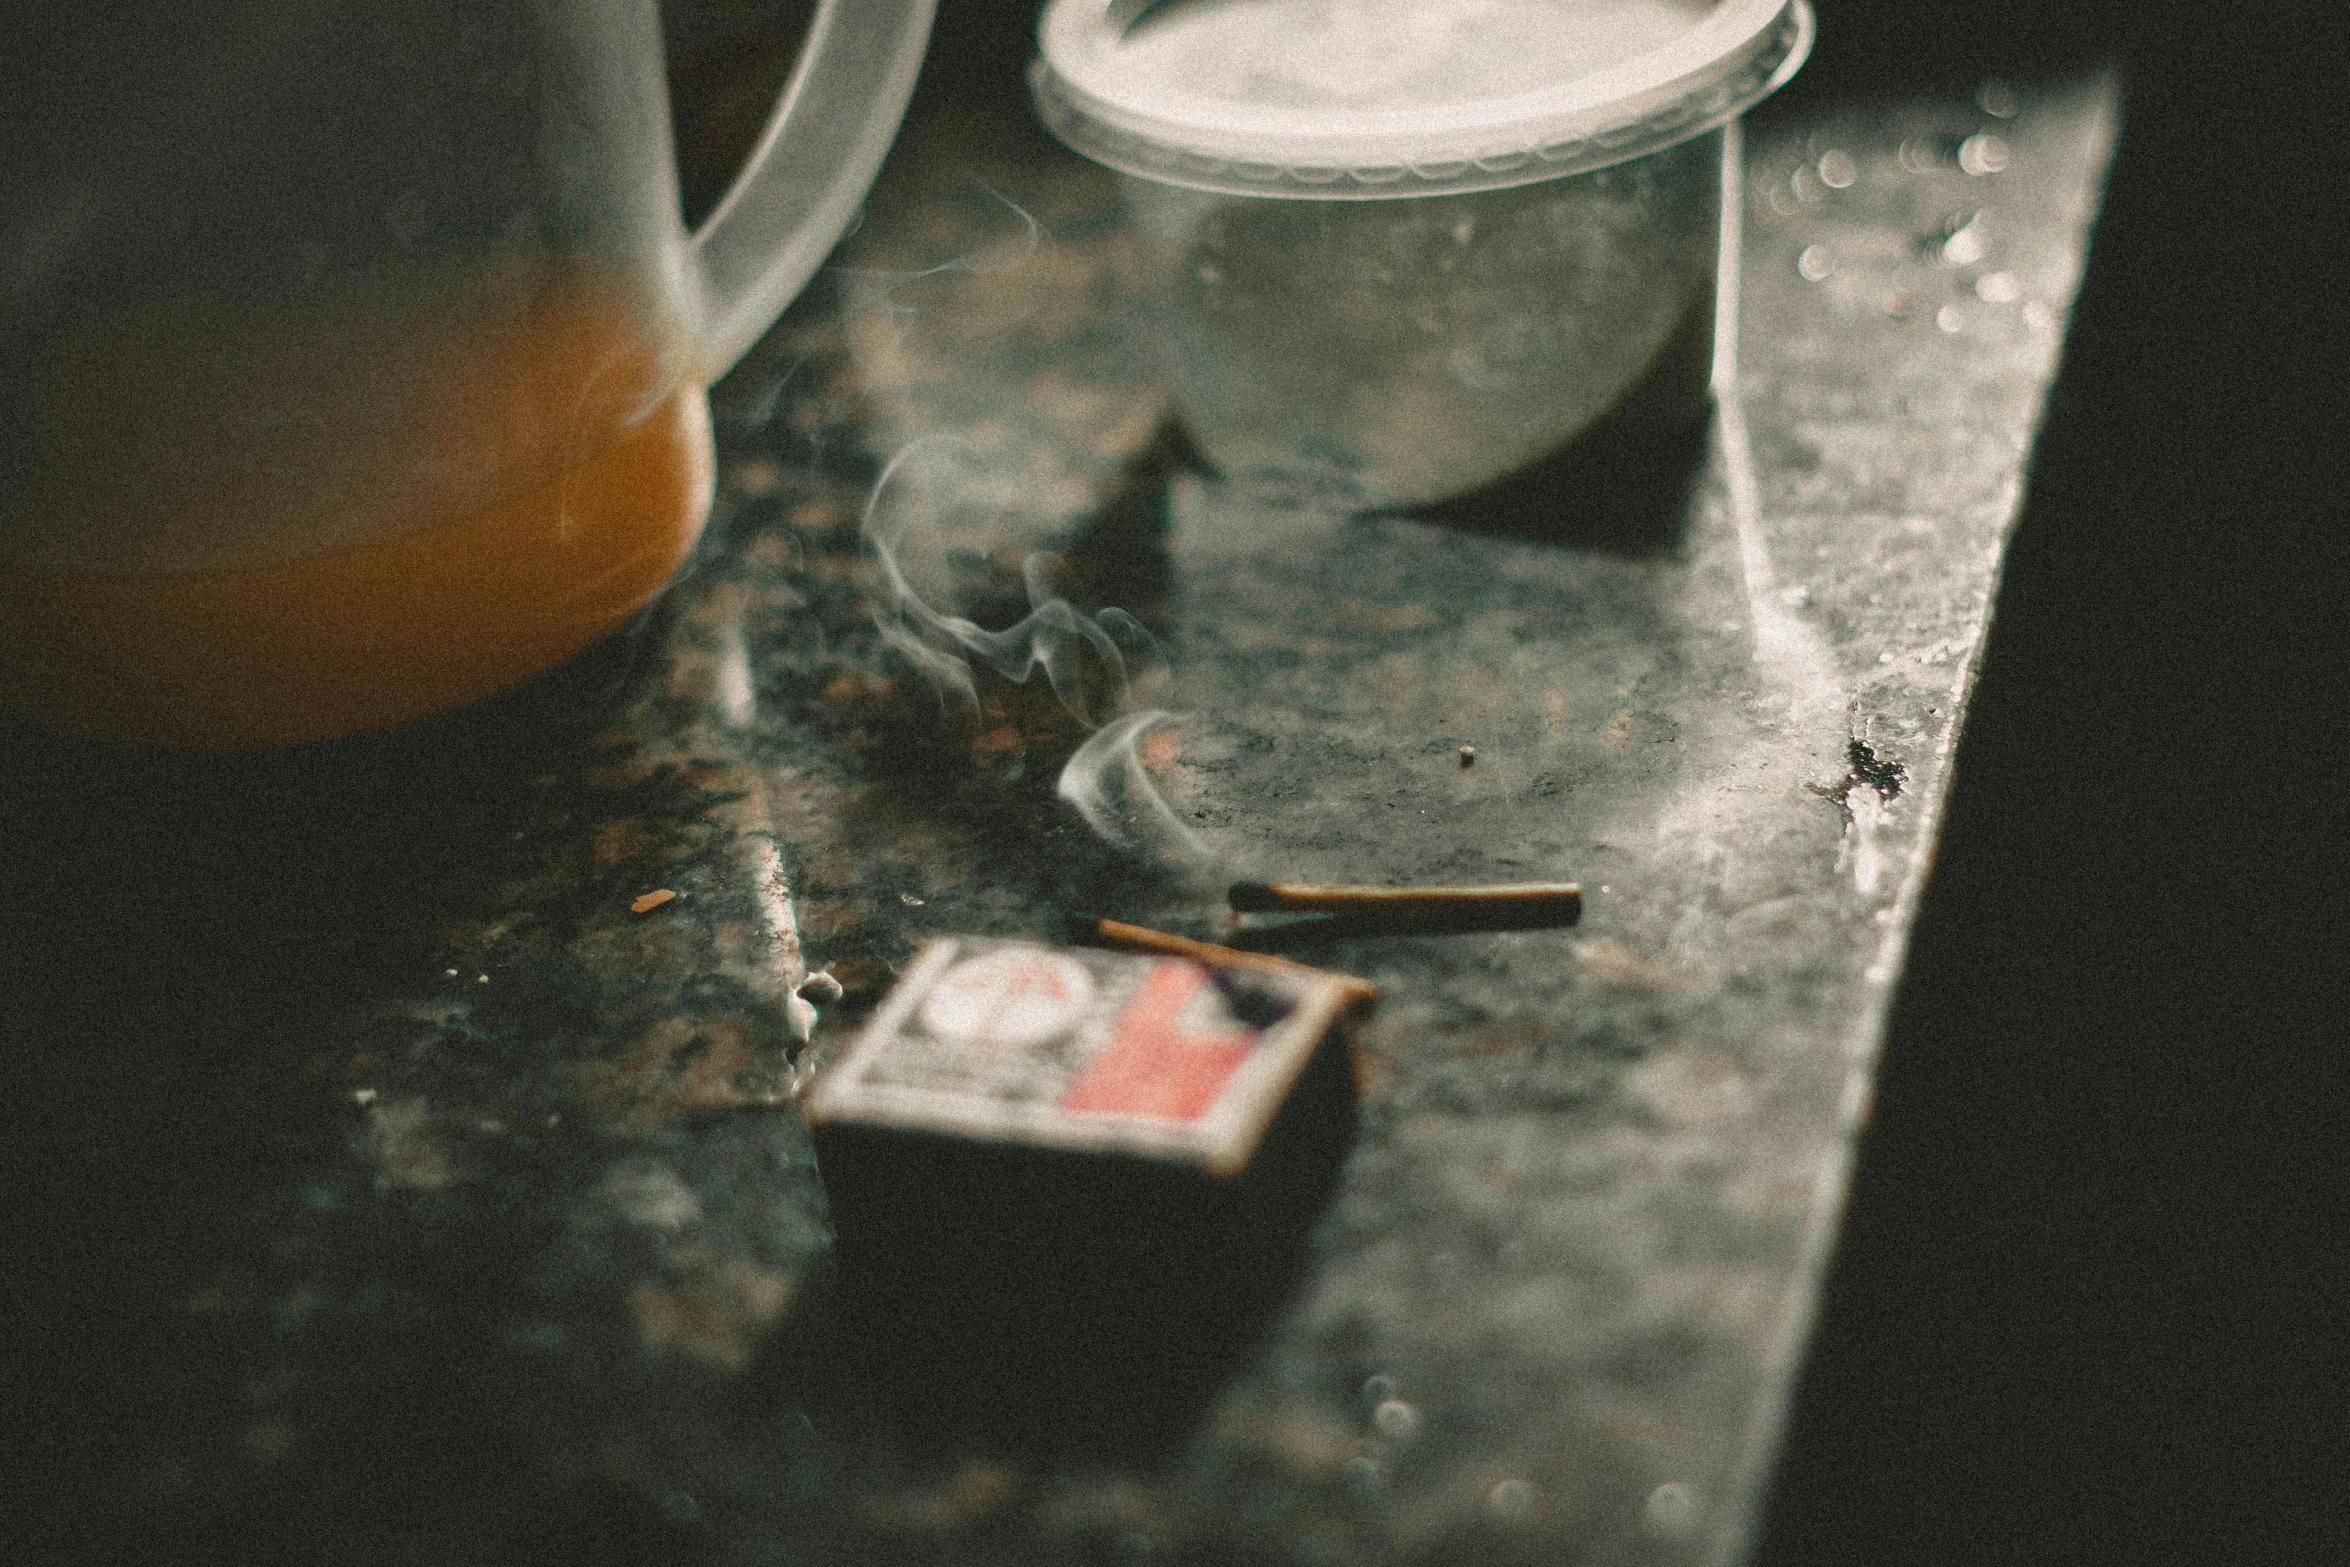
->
[[0, 267, 715, 749]]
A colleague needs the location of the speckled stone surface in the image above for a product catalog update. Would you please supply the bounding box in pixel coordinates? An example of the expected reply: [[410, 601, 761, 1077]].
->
[[3, 70, 2113, 1567]]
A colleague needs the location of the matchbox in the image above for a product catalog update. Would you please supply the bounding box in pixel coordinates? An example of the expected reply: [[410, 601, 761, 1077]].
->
[[803, 936, 1363, 1445], [803, 936, 1356, 1177]]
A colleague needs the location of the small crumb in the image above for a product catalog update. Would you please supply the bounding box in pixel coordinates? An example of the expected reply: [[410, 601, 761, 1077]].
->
[[899, 892, 925, 907], [444, 968, 458, 977], [477, 974, 490, 984], [352, 1088, 377, 1106], [797, 969, 846, 1004], [1458, 745, 1476, 766], [631, 889, 679, 915]]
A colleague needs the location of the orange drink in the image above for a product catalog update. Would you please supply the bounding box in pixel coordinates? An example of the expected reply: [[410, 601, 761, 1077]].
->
[[0, 267, 715, 749], [1, 0, 934, 749]]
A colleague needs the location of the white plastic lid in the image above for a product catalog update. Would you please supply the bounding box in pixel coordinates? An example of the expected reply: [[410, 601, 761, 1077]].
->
[[1031, 0, 1812, 198]]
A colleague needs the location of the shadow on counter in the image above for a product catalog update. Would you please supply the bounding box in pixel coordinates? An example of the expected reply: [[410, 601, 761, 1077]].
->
[[0, 605, 679, 1566], [1751, 4, 2338, 1564], [756, 1026, 1359, 1470], [1139, 298, 1715, 558], [1405, 292, 1715, 556]]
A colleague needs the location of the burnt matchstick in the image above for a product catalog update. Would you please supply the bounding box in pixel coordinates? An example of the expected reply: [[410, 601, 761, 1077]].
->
[[1227, 880, 1582, 930], [1082, 916, 1379, 1005]]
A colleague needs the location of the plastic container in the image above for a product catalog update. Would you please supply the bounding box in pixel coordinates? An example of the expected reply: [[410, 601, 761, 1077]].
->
[[1031, 0, 1812, 510], [0, 0, 933, 748]]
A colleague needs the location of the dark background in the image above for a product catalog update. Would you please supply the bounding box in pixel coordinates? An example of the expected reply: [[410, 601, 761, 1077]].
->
[[1750, 2, 2343, 1563]]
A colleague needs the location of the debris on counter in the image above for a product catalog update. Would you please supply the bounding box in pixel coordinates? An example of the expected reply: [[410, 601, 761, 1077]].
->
[[785, 991, 819, 1047], [630, 888, 678, 914], [795, 967, 846, 1004], [1459, 745, 1477, 766]]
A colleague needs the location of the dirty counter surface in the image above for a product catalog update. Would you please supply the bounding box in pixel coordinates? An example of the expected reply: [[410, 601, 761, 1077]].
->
[[3, 66, 2116, 1567]]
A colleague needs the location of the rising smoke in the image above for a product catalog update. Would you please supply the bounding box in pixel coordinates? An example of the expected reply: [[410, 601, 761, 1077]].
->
[[860, 436, 1214, 879]]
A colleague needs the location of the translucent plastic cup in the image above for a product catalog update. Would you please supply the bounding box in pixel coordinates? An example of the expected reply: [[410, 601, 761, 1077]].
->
[[1032, 0, 1813, 511], [0, 0, 934, 747], [1114, 133, 1724, 508]]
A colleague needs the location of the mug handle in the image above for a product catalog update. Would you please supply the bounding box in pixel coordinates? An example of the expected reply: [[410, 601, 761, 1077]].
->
[[688, 0, 937, 379]]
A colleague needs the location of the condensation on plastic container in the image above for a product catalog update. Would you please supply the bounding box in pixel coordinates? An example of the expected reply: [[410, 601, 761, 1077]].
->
[[1118, 133, 1719, 508], [1032, 0, 1812, 510]]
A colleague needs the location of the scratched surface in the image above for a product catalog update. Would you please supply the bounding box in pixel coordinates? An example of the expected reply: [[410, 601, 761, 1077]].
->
[[4, 68, 2113, 1567]]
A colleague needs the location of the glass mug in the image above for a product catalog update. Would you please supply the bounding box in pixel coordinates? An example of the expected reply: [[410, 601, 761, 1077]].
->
[[0, 0, 934, 748]]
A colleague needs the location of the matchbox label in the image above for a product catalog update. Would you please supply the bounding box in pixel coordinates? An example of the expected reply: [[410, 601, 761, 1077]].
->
[[918, 947, 1098, 1050], [807, 938, 1350, 1173], [1058, 959, 1255, 1122]]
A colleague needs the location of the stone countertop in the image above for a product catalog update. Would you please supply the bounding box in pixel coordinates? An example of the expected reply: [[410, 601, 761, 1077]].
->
[[3, 70, 2114, 1567]]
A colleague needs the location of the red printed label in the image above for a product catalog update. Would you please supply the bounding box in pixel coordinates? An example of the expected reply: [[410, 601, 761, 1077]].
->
[[1057, 959, 1254, 1123], [812, 938, 1348, 1171]]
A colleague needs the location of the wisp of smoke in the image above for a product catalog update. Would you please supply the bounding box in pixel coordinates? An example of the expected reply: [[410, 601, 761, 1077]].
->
[[1057, 709, 1212, 870], [861, 438, 1214, 876], [863, 439, 1154, 724], [832, 184, 1045, 332]]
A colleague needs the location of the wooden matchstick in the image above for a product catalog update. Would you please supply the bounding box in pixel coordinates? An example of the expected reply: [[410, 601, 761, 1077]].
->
[[1086, 917, 1379, 1004], [1229, 880, 1581, 917]]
